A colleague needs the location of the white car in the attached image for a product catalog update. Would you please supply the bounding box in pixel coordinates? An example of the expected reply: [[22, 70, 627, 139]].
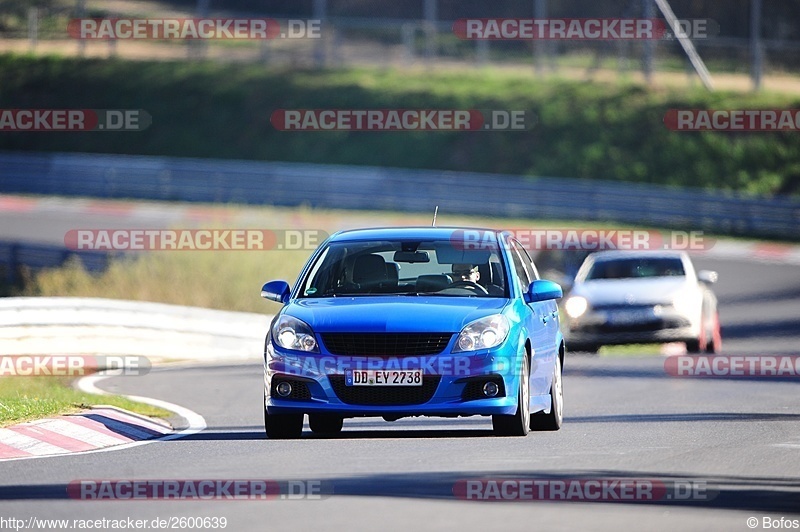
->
[[563, 251, 721, 354]]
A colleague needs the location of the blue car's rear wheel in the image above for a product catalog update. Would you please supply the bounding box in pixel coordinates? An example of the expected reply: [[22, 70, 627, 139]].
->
[[492, 354, 530, 437]]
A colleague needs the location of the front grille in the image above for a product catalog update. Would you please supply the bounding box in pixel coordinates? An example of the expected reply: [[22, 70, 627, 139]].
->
[[271, 377, 312, 401], [461, 375, 506, 401], [591, 304, 657, 312], [320, 333, 452, 356], [583, 318, 686, 334], [328, 375, 441, 405]]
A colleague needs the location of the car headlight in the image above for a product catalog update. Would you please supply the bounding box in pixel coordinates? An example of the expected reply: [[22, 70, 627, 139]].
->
[[672, 293, 697, 317], [565, 296, 588, 319], [453, 314, 510, 353], [271, 315, 319, 352]]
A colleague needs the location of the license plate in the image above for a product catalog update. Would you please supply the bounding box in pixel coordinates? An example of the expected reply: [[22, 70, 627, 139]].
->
[[606, 309, 654, 325], [345, 370, 423, 386]]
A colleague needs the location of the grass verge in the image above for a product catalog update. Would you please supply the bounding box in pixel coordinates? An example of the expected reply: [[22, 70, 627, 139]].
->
[[1, 54, 799, 194], [599, 344, 664, 357], [0, 376, 172, 428]]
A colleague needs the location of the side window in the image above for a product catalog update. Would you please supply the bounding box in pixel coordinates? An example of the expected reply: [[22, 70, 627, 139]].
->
[[302, 246, 331, 296], [507, 241, 531, 296], [516, 242, 540, 280]]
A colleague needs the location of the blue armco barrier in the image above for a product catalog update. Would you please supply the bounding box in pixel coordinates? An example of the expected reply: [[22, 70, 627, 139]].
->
[[0, 241, 110, 285], [1, 151, 798, 241]]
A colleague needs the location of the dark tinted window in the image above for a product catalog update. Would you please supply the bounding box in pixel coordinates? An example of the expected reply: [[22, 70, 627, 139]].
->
[[300, 239, 508, 297], [585, 258, 685, 280]]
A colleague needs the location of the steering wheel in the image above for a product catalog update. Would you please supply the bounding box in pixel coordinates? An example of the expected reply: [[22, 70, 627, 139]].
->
[[448, 280, 489, 294]]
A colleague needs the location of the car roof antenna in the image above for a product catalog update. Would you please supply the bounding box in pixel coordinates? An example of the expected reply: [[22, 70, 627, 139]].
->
[[431, 205, 439, 227]]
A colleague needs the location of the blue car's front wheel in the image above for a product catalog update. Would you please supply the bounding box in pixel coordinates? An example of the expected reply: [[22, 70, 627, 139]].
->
[[264, 391, 304, 439], [492, 354, 530, 437]]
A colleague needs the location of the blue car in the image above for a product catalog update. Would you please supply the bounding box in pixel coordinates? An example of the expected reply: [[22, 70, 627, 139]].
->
[[260, 227, 565, 438]]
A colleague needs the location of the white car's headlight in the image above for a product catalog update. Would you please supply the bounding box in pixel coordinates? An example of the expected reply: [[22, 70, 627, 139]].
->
[[272, 315, 319, 352], [453, 314, 510, 353], [672, 293, 697, 317], [565, 296, 588, 319]]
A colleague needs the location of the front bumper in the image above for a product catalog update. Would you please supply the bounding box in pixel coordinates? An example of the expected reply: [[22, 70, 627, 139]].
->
[[264, 343, 525, 417], [565, 305, 699, 346]]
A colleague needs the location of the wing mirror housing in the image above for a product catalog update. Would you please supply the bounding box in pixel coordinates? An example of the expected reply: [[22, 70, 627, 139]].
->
[[261, 280, 291, 303], [697, 270, 718, 284], [526, 279, 563, 303]]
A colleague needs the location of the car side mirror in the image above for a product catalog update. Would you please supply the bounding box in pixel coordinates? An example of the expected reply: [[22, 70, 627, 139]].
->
[[261, 280, 291, 303], [697, 270, 718, 284], [526, 279, 563, 302]]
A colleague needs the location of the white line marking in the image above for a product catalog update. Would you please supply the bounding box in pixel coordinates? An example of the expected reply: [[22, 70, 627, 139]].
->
[[77, 374, 207, 442]]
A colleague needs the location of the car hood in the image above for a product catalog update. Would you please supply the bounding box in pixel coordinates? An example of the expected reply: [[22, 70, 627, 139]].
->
[[570, 277, 694, 306], [283, 297, 509, 333]]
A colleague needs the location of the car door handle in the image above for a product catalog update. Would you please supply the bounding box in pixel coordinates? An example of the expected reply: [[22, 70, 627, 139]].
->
[[542, 314, 549, 324]]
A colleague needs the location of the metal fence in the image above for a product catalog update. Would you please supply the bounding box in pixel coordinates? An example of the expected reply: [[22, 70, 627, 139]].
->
[[0, 150, 798, 280], [1, 151, 797, 240], [5, 0, 799, 90]]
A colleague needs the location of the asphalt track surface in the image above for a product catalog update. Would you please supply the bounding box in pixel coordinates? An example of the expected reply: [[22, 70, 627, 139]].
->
[[0, 199, 799, 531]]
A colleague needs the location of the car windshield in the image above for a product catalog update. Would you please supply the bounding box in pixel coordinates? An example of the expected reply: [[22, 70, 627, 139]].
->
[[299, 239, 508, 298], [585, 257, 685, 280]]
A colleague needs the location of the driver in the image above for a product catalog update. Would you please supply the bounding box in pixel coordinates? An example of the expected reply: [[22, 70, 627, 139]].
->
[[452, 263, 480, 284]]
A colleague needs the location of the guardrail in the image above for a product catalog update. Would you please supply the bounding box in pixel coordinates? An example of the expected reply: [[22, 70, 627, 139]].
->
[[0, 241, 109, 286], [0, 297, 269, 360], [1, 151, 798, 241]]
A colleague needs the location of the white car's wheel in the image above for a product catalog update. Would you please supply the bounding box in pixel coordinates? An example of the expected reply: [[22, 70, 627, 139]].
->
[[570, 344, 599, 355], [705, 311, 722, 353]]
